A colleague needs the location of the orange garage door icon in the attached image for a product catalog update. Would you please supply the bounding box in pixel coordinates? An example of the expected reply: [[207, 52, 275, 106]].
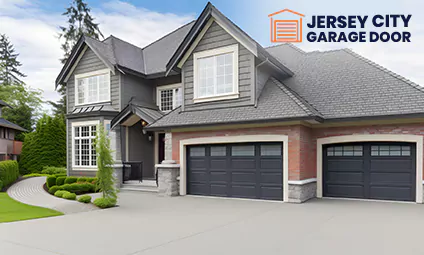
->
[[269, 9, 305, 43]]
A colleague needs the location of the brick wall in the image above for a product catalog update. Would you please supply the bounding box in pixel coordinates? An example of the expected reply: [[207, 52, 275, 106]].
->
[[171, 123, 424, 181]]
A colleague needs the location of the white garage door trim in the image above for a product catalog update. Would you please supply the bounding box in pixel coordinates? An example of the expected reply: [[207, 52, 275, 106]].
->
[[179, 135, 289, 202], [316, 134, 423, 203]]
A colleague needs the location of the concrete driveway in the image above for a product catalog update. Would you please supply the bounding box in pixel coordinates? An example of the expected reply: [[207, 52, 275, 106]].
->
[[1, 192, 424, 255]]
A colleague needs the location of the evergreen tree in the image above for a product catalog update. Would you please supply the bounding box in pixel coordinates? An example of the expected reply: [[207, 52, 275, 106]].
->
[[0, 34, 25, 84], [95, 124, 117, 201], [53, 0, 103, 118]]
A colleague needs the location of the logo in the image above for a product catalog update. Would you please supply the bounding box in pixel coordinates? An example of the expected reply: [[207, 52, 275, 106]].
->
[[268, 9, 305, 43]]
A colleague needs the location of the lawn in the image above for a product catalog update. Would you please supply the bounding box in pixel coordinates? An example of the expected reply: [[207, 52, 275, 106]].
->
[[0, 192, 63, 223]]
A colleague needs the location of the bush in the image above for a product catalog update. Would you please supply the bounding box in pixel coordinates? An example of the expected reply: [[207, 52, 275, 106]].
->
[[77, 177, 87, 183], [0, 160, 19, 188], [46, 176, 57, 188], [78, 195, 92, 203], [54, 190, 67, 198], [64, 176, 78, 184], [62, 192, 76, 200], [41, 166, 66, 175], [48, 185, 61, 194], [23, 173, 50, 177], [54, 173, 67, 178], [56, 176, 66, 186], [93, 197, 116, 209]]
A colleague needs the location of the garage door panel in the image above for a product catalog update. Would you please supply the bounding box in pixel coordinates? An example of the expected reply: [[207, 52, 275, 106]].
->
[[260, 159, 283, 170], [370, 186, 413, 201], [232, 172, 256, 183], [370, 172, 412, 184], [370, 159, 413, 172], [187, 143, 283, 200], [327, 159, 364, 171], [326, 172, 364, 183], [230, 159, 256, 170], [260, 173, 282, 184], [326, 184, 364, 198]]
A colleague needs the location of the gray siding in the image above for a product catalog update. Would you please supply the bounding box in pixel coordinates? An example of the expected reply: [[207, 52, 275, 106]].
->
[[182, 21, 254, 111], [121, 74, 154, 108], [67, 116, 121, 177], [66, 47, 120, 113]]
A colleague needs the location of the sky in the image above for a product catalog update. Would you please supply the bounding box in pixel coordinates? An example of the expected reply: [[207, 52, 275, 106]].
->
[[0, 0, 423, 112]]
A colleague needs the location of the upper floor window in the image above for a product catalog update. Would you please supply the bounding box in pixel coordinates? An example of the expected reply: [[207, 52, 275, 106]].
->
[[193, 44, 239, 103], [157, 84, 182, 112], [75, 69, 110, 106]]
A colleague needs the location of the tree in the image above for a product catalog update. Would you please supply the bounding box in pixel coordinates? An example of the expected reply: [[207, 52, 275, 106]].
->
[[19, 115, 66, 174], [0, 34, 25, 84], [53, 0, 103, 118], [95, 124, 117, 202]]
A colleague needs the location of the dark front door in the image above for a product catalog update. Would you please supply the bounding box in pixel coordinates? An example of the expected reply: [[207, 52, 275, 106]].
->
[[158, 133, 165, 164], [187, 143, 283, 200], [323, 142, 416, 202]]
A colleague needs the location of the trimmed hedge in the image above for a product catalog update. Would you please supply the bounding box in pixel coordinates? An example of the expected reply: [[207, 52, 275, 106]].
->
[[93, 197, 116, 209], [41, 166, 66, 175], [48, 185, 61, 194], [46, 176, 57, 188], [64, 176, 78, 184], [77, 177, 87, 183], [62, 192, 76, 200], [0, 160, 19, 188], [78, 195, 92, 203], [54, 190, 67, 198], [56, 176, 66, 186]]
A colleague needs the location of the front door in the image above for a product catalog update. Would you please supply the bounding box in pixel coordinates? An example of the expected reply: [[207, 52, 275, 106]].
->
[[158, 133, 165, 164]]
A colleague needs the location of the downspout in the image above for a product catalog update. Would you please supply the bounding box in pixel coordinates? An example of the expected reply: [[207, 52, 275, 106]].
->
[[254, 58, 269, 107]]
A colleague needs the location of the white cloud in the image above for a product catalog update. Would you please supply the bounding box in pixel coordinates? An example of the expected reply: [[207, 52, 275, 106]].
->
[[0, 0, 194, 111]]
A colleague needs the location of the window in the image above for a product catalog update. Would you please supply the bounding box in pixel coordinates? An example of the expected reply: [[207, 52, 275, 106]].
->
[[189, 147, 205, 157], [73, 122, 98, 168], [157, 84, 182, 112], [371, 145, 411, 156], [327, 145, 363, 156], [211, 146, 226, 156], [75, 69, 110, 105], [261, 144, 281, 156], [232, 145, 255, 156], [193, 44, 239, 103]]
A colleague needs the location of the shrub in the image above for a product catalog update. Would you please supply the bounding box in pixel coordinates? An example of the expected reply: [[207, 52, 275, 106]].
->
[[23, 173, 50, 177], [54, 173, 67, 178], [41, 166, 66, 175], [56, 176, 66, 186], [78, 195, 92, 203], [93, 197, 116, 209], [62, 192, 76, 200], [96, 125, 117, 202], [54, 190, 67, 198], [77, 177, 87, 183], [0, 160, 19, 188], [46, 176, 57, 188], [48, 185, 61, 194], [86, 177, 97, 183], [64, 176, 78, 184]]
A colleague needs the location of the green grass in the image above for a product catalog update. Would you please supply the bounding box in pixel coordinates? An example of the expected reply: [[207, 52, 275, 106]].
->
[[0, 193, 63, 223]]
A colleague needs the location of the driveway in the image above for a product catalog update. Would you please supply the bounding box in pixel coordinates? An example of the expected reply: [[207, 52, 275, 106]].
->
[[1, 192, 424, 255]]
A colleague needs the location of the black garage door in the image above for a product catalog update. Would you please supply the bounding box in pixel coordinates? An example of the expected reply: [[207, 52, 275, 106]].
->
[[187, 143, 283, 200], [324, 142, 416, 201]]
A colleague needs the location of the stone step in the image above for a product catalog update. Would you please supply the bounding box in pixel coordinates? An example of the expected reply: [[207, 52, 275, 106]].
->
[[121, 184, 158, 193]]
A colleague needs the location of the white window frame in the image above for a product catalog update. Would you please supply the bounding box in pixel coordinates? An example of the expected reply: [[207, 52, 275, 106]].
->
[[193, 44, 239, 103], [71, 120, 99, 170], [74, 69, 111, 106], [156, 83, 182, 112]]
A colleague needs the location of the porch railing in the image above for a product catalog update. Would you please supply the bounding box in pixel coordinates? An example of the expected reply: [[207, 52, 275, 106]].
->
[[122, 161, 143, 183]]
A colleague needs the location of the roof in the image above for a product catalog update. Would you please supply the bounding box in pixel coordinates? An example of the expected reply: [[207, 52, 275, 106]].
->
[[0, 118, 27, 132], [0, 100, 12, 109], [266, 44, 424, 119], [111, 101, 163, 129], [147, 77, 320, 130]]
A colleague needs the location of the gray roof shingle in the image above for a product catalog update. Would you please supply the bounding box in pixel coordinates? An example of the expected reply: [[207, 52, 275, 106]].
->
[[148, 77, 318, 129], [0, 118, 26, 132]]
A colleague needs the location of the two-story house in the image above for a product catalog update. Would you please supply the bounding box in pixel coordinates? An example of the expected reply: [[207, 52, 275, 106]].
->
[[0, 100, 26, 161], [56, 3, 424, 204]]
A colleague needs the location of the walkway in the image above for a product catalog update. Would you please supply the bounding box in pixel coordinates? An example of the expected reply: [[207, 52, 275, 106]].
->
[[7, 177, 100, 214]]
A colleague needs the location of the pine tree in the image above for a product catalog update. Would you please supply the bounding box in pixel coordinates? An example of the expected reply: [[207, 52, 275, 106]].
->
[[95, 124, 117, 201], [53, 0, 103, 118], [0, 34, 25, 84]]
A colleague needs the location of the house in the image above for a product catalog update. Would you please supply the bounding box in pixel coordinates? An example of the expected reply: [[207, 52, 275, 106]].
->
[[56, 2, 424, 204], [0, 100, 26, 161]]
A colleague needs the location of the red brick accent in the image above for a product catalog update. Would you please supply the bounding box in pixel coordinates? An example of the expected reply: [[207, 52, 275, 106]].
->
[[171, 123, 424, 181]]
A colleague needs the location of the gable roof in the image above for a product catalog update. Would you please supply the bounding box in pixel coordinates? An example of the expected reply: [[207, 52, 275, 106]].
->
[[0, 100, 12, 109], [0, 118, 27, 132], [266, 44, 424, 120], [146, 77, 321, 130], [165, 2, 293, 77]]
